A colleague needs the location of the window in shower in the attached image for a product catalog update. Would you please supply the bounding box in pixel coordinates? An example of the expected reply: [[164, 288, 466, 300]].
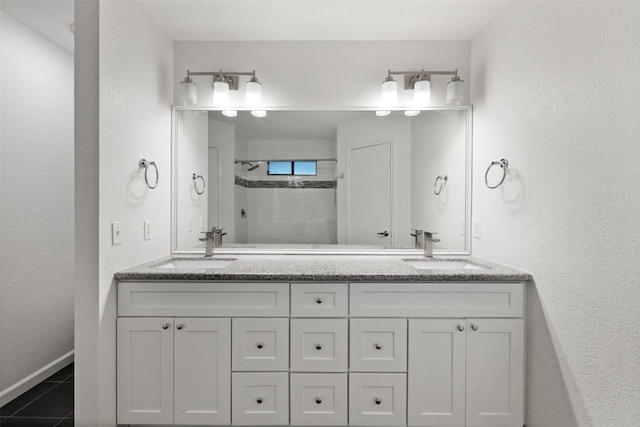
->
[[268, 161, 317, 176]]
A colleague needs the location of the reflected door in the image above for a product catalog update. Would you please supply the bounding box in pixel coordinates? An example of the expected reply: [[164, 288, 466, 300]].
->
[[348, 141, 391, 245], [207, 147, 219, 228]]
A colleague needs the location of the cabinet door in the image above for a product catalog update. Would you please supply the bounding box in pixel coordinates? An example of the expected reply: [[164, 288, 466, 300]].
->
[[408, 319, 466, 427], [466, 318, 524, 427], [117, 317, 174, 425], [174, 318, 231, 425]]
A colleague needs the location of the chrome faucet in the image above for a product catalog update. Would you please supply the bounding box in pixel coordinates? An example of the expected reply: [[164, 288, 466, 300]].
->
[[410, 228, 425, 249], [423, 231, 440, 258], [199, 227, 226, 257]]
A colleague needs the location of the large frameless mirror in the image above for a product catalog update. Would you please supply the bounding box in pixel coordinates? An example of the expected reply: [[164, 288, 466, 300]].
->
[[172, 108, 471, 254]]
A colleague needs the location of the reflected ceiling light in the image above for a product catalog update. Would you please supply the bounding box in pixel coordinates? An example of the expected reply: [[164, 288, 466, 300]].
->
[[377, 68, 464, 114], [446, 75, 465, 105], [376, 110, 391, 117], [251, 110, 267, 118], [179, 74, 197, 106], [179, 69, 264, 114]]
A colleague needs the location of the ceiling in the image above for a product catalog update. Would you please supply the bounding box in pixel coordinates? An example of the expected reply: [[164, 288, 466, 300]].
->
[[0, 0, 74, 53], [141, 0, 507, 41]]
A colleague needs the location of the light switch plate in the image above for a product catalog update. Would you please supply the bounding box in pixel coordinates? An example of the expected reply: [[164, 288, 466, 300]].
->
[[200, 216, 205, 230], [473, 219, 481, 239], [111, 222, 123, 245], [459, 218, 465, 236], [144, 220, 151, 240]]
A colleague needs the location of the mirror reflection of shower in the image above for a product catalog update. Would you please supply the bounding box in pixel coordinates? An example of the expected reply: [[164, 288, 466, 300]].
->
[[239, 160, 260, 171]]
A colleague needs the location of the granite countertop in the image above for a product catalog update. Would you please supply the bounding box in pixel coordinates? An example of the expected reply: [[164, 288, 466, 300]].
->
[[114, 254, 532, 282]]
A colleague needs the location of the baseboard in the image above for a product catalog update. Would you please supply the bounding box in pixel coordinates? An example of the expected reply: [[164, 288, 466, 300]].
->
[[0, 350, 74, 407]]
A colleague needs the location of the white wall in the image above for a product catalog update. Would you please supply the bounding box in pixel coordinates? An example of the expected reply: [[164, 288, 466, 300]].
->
[[176, 112, 208, 249], [174, 41, 470, 107], [75, 1, 174, 425], [411, 111, 467, 251], [471, 2, 640, 426], [336, 114, 412, 246], [245, 138, 337, 244], [0, 11, 74, 394]]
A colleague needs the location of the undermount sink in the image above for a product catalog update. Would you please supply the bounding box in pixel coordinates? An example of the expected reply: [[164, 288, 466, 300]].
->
[[404, 259, 486, 270], [158, 259, 236, 269]]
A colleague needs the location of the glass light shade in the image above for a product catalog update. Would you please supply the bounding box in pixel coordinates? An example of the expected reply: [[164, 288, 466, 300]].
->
[[381, 78, 398, 106], [251, 110, 267, 118], [446, 79, 465, 105], [222, 110, 237, 118], [179, 78, 197, 106], [413, 79, 431, 106], [376, 110, 391, 117], [404, 110, 421, 116], [246, 79, 262, 106], [213, 80, 230, 106]]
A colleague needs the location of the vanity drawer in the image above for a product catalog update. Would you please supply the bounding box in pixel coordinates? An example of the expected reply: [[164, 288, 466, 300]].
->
[[350, 282, 524, 318], [232, 318, 289, 371], [118, 282, 289, 317], [232, 372, 288, 425], [349, 373, 407, 426], [290, 373, 348, 426], [350, 319, 407, 372], [290, 319, 348, 372], [290, 283, 348, 317]]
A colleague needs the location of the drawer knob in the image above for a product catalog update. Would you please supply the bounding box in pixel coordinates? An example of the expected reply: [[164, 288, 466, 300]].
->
[[176, 324, 184, 330], [315, 398, 322, 404], [471, 324, 479, 331], [374, 398, 382, 405], [162, 323, 169, 330], [457, 325, 465, 332], [257, 343, 264, 349], [375, 343, 382, 350], [315, 344, 323, 350], [256, 398, 263, 404], [315, 297, 323, 304]]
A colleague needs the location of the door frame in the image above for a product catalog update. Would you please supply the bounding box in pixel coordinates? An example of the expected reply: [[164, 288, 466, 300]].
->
[[346, 139, 394, 245]]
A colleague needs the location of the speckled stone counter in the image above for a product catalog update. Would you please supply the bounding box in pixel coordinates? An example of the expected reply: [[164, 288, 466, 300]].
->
[[114, 255, 531, 282]]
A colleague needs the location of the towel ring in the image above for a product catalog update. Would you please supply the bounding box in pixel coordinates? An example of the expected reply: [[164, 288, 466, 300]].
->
[[139, 159, 158, 189], [193, 173, 206, 195], [434, 175, 448, 195], [485, 158, 508, 189]]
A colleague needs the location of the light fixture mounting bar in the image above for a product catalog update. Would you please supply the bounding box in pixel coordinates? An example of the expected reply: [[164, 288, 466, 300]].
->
[[388, 69, 459, 90], [186, 69, 257, 91]]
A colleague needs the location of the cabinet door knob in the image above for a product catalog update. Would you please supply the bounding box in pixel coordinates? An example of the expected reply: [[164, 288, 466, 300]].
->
[[457, 325, 464, 332], [315, 398, 322, 404], [315, 297, 323, 304], [256, 398, 263, 404], [162, 323, 169, 330], [374, 398, 382, 405], [257, 343, 264, 349], [176, 324, 184, 330], [471, 324, 479, 331], [315, 344, 323, 350], [374, 343, 382, 350]]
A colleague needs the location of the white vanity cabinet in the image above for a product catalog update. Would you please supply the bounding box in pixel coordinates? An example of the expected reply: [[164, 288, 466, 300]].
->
[[116, 317, 231, 425], [116, 280, 525, 427]]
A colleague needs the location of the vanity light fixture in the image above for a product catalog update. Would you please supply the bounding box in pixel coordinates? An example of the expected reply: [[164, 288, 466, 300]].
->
[[179, 69, 266, 117], [378, 68, 464, 115]]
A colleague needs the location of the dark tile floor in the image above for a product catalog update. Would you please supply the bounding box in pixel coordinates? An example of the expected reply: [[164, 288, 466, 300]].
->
[[0, 363, 74, 426]]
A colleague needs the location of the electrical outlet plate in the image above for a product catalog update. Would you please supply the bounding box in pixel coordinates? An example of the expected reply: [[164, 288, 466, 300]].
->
[[144, 220, 151, 240], [111, 222, 123, 245], [188, 216, 193, 232], [473, 219, 481, 239], [459, 218, 465, 236]]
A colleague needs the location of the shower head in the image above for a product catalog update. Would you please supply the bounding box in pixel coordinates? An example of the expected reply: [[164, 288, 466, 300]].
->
[[242, 161, 260, 171]]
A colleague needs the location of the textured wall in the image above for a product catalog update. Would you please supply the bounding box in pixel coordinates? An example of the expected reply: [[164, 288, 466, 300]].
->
[[471, 2, 640, 426], [74, 1, 174, 425], [0, 11, 74, 391]]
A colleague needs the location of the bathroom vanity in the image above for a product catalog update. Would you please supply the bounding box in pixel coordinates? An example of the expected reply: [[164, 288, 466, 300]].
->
[[114, 256, 530, 427]]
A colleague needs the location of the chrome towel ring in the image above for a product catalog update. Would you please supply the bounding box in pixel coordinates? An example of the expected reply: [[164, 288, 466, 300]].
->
[[434, 175, 448, 195], [485, 158, 508, 189], [193, 173, 206, 195], [139, 158, 158, 189]]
